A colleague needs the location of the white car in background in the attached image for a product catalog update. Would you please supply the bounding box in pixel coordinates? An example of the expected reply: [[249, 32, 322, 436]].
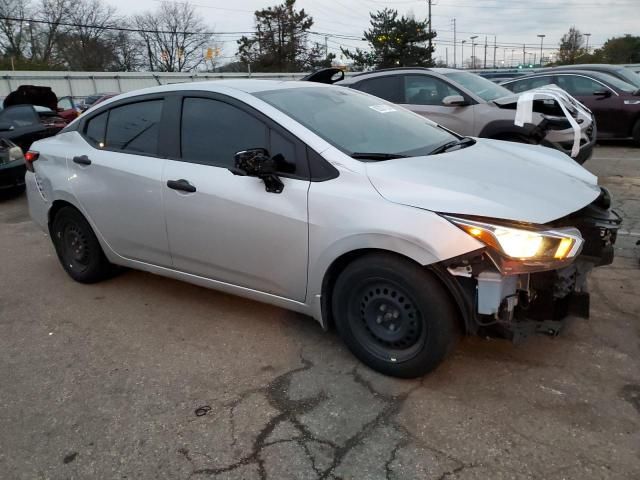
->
[[25, 81, 620, 377]]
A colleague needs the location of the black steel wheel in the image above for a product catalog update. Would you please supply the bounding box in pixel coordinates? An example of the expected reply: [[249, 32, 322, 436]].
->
[[332, 253, 460, 378], [351, 280, 427, 363], [51, 206, 114, 283]]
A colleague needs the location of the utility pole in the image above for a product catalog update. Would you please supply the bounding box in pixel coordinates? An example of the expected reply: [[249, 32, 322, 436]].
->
[[584, 32, 591, 53], [445, 47, 448, 67], [470, 35, 478, 69], [324, 35, 328, 58], [452, 18, 457, 68], [427, 0, 433, 53], [522, 44, 526, 67], [461, 40, 466, 69], [493, 36, 497, 68], [483, 36, 487, 69], [537, 34, 545, 67]]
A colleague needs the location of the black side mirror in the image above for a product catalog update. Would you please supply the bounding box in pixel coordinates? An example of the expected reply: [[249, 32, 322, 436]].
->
[[231, 148, 284, 194], [0, 122, 14, 132], [593, 89, 612, 98]]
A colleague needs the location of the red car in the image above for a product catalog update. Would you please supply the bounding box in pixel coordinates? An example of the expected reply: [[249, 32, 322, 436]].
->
[[502, 70, 640, 144]]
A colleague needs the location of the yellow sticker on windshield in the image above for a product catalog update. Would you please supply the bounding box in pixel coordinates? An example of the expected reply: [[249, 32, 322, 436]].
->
[[369, 104, 397, 113]]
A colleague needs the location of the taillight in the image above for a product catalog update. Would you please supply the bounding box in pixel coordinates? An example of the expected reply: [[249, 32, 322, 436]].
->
[[25, 150, 39, 172]]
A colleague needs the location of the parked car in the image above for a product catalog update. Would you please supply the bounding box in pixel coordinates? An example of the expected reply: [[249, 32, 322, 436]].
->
[[0, 138, 26, 194], [79, 93, 118, 112], [57, 96, 83, 122], [304, 67, 596, 164], [547, 64, 640, 89], [25, 81, 620, 377], [0, 104, 66, 152], [501, 70, 640, 144]]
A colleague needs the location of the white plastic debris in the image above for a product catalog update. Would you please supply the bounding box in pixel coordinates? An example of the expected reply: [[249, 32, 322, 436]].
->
[[514, 84, 592, 158]]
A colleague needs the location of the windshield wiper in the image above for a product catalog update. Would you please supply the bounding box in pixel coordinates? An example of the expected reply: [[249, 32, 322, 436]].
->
[[428, 137, 476, 155], [350, 152, 409, 160]]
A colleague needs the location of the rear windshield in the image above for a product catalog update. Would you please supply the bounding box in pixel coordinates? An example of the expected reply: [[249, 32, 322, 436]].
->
[[443, 71, 513, 101], [254, 86, 456, 159]]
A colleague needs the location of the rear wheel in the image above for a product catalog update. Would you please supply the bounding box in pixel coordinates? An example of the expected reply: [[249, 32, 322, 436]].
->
[[51, 206, 114, 283], [332, 254, 459, 378]]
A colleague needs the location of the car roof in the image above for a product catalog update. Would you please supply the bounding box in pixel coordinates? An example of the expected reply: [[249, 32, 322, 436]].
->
[[551, 64, 624, 71]]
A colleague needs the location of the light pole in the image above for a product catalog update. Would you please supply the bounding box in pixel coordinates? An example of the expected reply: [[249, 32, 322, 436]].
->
[[511, 49, 515, 67], [537, 34, 545, 67], [470, 35, 478, 69], [584, 33, 592, 54], [461, 40, 466, 68]]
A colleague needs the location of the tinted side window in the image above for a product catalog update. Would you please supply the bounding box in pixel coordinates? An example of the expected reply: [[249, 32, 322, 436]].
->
[[556, 75, 602, 96], [181, 98, 268, 168], [506, 76, 552, 93], [0, 105, 39, 127], [404, 75, 462, 105], [85, 111, 108, 146], [105, 100, 163, 155], [354, 76, 403, 103]]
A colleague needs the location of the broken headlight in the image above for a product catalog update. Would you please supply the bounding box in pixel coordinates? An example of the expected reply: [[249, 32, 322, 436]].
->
[[444, 216, 584, 274]]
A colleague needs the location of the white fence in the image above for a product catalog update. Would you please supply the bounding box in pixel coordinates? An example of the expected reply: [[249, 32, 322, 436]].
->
[[0, 71, 312, 97]]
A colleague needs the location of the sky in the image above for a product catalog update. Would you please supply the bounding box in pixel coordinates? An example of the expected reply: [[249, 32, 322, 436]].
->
[[108, 0, 639, 68]]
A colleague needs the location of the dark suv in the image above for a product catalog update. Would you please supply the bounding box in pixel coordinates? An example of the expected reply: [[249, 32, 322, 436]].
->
[[501, 69, 640, 144]]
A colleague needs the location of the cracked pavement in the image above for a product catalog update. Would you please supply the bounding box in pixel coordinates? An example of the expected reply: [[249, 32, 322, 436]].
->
[[1, 144, 639, 479]]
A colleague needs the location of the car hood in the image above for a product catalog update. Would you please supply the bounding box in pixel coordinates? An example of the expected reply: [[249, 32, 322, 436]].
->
[[365, 138, 600, 224]]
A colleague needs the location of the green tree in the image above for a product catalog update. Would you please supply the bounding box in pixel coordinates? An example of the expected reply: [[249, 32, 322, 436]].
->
[[237, 0, 334, 72], [592, 35, 640, 64], [341, 9, 435, 70], [557, 27, 587, 65]]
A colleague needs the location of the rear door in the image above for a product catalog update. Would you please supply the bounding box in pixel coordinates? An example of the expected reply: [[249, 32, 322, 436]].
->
[[162, 94, 310, 301], [400, 74, 476, 135], [68, 96, 171, 266]]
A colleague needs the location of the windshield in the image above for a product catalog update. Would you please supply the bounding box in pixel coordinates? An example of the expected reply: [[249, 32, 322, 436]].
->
[[255, 86, 457, 159], [443, 71, 513, 101], [594, 71, 638, 93], [612, 68, 640, 89]]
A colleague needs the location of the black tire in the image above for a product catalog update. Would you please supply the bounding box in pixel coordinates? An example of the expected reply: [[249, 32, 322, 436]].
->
[[632, 119, 640, 146], [332, 254, 460, 378], [51, 206, 114, 283]]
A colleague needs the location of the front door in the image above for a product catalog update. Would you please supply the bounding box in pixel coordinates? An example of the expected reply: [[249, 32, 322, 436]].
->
[[555, 74, 622, 137], [68, 98, 171, 266], [162, 95, 310, 302]]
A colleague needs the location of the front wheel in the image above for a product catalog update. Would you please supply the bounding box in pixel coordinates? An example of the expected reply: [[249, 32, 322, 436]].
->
[[332, 254, 460, 378], [51, 206, 115, 283]]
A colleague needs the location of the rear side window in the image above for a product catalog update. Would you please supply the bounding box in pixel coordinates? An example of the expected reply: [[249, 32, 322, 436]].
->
[[506, 76, 553, 93], [181, 97, 268, 168], [104, 100, 163, 155], [354, 76, 404, 103], [85, 111, 107, 146]]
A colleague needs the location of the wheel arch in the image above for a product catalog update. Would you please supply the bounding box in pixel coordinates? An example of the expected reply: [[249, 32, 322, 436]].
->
[[318, 248, 471, 335]]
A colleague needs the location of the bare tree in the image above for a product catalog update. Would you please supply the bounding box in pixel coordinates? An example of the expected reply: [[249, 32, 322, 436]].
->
[[0, 0, 31, 59], [30, 0, 74, 65], [135, 1, 214, 72], [57, 0, 119, 69]]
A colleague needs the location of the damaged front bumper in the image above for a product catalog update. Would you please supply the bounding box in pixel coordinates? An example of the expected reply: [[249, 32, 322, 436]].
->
[[441, 188, 622, 342]]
